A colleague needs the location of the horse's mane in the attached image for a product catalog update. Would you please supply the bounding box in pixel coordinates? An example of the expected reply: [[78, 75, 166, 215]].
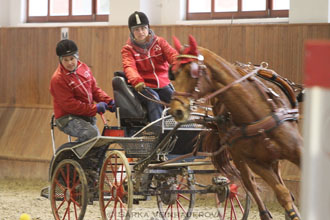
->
[[197, 47, 238, 78]]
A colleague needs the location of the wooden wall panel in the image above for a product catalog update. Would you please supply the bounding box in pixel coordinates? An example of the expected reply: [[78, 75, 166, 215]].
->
[[1, 24, 330, 108], [0, 28, 59, 108], [0, 23, 330, 181]]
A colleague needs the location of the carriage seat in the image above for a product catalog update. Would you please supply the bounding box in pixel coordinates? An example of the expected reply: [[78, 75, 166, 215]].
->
[[112, 71, 148, 126]]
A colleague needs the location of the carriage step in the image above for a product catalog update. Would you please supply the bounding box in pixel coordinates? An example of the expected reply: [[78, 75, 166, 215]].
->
[[40, 186, 49, 199]]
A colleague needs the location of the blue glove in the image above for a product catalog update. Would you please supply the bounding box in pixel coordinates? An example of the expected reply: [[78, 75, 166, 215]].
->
[[96, 102, 108, 114], [108, 100, 116, 112]]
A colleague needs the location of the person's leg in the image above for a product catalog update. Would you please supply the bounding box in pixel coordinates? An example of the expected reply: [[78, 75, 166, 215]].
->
[[134, 88, 163, 122], [157, 85, 174, 103], [62, 117, 99, 142]]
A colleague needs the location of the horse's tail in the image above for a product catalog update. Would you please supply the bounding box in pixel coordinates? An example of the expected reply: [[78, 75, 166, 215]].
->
[[202, 129, 240, 180]]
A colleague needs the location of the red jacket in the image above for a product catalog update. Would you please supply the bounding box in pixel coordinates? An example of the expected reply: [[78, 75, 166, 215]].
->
[[50, 61, 112, 119], [121, 35, 178, 88]]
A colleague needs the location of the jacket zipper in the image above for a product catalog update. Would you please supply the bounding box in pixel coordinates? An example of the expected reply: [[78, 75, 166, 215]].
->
[[148, 40, 160, 88]]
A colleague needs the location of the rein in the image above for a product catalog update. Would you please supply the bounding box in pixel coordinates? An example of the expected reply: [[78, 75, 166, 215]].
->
[[173, 54, 263, 106], [197, 67, 261, 104], [138, 89, 170, 107]]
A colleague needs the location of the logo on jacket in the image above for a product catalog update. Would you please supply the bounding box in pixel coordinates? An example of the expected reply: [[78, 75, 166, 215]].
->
[[134, 54, 140, 57], [154, 45, 161, 51], [84, 71, 91, 78]]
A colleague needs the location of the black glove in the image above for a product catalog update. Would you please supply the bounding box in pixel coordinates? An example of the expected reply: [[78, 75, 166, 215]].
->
[[108, 100, 116, 112], [96, 102, 108, 114]]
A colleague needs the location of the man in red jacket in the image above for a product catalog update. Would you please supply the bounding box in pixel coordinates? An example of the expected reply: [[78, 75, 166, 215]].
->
[[50, 39, 115, 142], [121, 11, 178, 122]]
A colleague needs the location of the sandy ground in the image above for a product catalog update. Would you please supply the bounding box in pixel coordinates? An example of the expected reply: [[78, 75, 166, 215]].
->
[[0, 179, 286, 220]]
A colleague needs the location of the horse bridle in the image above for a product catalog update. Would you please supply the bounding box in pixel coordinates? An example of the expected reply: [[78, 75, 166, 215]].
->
[[171, 54, 261, 110], [171, 54, 210, 110]]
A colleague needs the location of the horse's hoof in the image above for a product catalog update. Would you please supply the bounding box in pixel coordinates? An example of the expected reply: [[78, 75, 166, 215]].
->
[[286, 208, 300, 220], [260, 209, 273, 220]]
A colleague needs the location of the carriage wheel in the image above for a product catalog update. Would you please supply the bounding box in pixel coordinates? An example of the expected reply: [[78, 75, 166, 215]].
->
[[99, 150, 133, 220], [156, 167, 195, 220], [215, 182, 250, 220], [50, 159, 88, 220]]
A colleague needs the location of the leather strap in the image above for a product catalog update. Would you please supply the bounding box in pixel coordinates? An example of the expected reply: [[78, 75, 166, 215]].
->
[[228, 108, 299, 145]]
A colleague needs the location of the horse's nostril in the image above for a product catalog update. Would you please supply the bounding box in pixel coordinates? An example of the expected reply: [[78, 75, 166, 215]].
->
[[174, 109, 184, 119]]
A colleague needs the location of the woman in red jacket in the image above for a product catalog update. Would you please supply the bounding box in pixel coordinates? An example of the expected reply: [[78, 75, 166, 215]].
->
[[121, 11, 178, 122], [50, 39, 115, 142]]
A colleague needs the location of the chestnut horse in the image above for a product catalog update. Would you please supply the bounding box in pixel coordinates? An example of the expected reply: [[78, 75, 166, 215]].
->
[[169, 35, 303, 220]]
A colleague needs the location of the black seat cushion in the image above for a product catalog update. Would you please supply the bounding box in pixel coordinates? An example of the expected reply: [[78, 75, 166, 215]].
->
[[112, 73, 147, 123]]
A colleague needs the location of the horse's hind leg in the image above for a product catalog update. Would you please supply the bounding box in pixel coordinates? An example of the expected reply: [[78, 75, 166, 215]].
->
[[272, 161, 296, 201], [272, 161, 300, 219], [246, 159, 301, 220], [231, 156, 272, 220]]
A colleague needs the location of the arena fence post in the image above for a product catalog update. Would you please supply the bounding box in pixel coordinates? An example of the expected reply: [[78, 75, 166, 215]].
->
[[302, 40, 330, 219]]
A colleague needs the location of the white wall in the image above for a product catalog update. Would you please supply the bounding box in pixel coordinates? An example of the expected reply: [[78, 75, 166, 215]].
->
[[1, 0, 330, 27], [108, 0, 140, 25], [160, 0, 186, 25], [290, 0, 330, 23], [0, 0, 9, 26], [109, 0, 185, 26], [140, 0, 162, 25]]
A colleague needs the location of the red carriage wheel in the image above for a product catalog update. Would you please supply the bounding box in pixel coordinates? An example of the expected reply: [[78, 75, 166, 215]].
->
[[215, 182, 250, 220], [99, 150, 133, 220], [50, 159, 88, 220], [156, 167, 195, 220]]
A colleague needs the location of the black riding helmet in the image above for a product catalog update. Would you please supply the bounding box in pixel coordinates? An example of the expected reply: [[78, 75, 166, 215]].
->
[[56, 39, 78, 57], [128, 11, 149, 31]]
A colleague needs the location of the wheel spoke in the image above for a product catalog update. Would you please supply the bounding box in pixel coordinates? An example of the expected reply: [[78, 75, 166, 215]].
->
[[56, 200, 66, 213], [215, 181, 250, 220], [177, 193, 190, 201], [66, 164, 70, 188], [110, 199, 117, 219], [117, 197, 127, 211], [61, 203, 69, 220], [73, 201, 78, 219], [103, 196, 114, 211], [99, 151, 132, 220], [164, 204, 171, 216], [51, 160, 87, 220], [229, 197, 238, 220], [71, 174, 81, 189], [55, 178, 66, 192], [176, 202, 181, 220], [157, 168, 195, 220], [70, 194, 82, 208], [177, 199, 187, 215], [233, 194, 244, 213]]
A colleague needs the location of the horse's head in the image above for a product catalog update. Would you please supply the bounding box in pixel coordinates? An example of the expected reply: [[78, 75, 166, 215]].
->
[[169, 35, 206, 122]]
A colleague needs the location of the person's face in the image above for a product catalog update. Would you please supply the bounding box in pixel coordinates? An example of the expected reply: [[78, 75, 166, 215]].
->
[[132, 25, 149, 43], [61, 55, 78, 72]]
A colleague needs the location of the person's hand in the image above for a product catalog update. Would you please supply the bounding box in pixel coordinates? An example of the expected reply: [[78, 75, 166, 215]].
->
[[134, 82, 145, 92], [108, 100, 116, 112], [96, 102, 108, 114]]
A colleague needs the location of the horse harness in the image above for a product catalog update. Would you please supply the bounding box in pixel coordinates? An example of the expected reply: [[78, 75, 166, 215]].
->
[[173, 54, 300, 150]]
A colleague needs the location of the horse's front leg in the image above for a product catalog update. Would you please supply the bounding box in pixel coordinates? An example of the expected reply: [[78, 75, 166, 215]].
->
[[245, 159, 301, 220], [231, 154, 273, 220]]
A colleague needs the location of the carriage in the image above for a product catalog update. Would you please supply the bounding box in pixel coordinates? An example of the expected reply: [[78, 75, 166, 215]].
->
[[40, 71, 251, 220]]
